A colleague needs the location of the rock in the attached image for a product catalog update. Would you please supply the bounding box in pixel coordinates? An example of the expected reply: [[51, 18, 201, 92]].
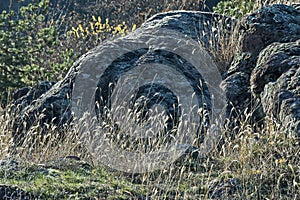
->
[[234, 4, 300, 55], [7, 81, 61, 147], [11, 87, 30, 101], [251, 40, 300, 96], [0, 159, 19, 171], [222, 71, 250, 110], [208, 178, 242, 199], [8, 11, 233, 148], [143, 11, 234, 52], [11, 81, 55, 110], [221, 53, 263, 127], [143, 11, 235, 72], [222, 4, 300, 128], [0, 184, 35, 200], [255, 40, 300, 135]]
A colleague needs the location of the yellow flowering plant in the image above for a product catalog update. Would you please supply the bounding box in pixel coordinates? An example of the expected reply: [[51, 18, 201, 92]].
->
[[68, 16, 136, 40]]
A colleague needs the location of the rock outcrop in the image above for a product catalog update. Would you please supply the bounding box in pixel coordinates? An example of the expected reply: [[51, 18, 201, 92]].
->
[[7, 4, 300, 148], [0, 184, 35, 200], [11, 81, 55, 111], [253, 40, 300, 135], [8, 11, 233, 147], [222, 4, 300, 134]]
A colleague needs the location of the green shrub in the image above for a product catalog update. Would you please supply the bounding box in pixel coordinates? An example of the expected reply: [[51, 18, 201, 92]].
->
[[213, 0, 295, 18], [213, 0, 255, 18], [0, 0, 73, 105]]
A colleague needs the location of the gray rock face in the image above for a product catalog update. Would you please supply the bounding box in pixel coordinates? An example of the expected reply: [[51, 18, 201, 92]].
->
[[0, 184, 35, 200], [222, 4, 300, 129], [221, 53, 255, 120], [255, 40, 300, 135], [8, 78, 73, 147], [251, 40, 300, 96], [234, 4, 300, 55], [143, 11, 233, 52], [11, 81, 56, 111], [208, 178, 242, 199]]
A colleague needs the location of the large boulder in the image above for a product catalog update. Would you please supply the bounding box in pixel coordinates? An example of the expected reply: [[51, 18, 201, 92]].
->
[[8, 11, 233, 147], [234, 4, 300, 55], [222, 4, 300, 128], [252, 40, 300, 136], [0, 184, 35, 200], [141, 11, 235, 72], [11, 81, 56, 112], [7, 78, 73, 147]]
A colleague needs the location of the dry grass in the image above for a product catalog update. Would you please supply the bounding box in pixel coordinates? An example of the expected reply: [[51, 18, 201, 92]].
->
[[1, 100, 300, 199]]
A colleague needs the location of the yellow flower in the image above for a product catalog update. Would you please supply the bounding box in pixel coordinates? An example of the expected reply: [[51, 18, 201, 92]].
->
[[278, 158, 286, 164], [71, 27, 80, 38], [251, 169, 262, 175], [132, 24, 137, 31]]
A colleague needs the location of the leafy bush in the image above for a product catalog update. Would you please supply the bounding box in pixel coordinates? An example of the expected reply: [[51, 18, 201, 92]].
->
[[0, 0, 73, 105], [213, 0, 295, 18], [213, 0, 255, 18]]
